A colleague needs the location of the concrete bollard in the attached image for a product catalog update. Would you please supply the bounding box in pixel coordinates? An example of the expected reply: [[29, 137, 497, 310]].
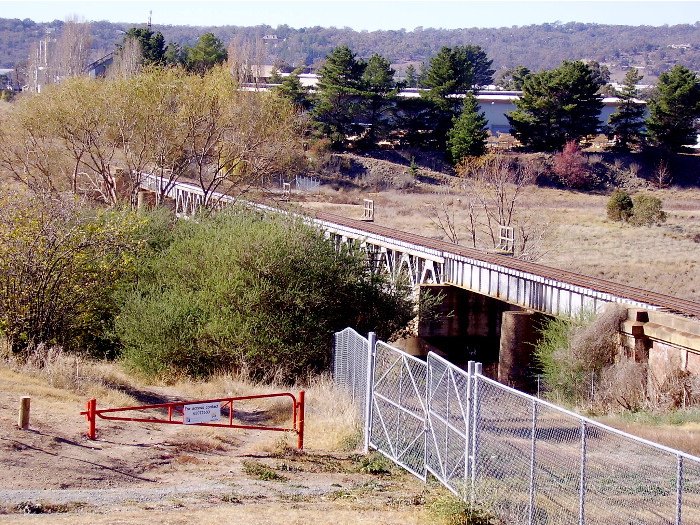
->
[[18, 396, 30, 430]]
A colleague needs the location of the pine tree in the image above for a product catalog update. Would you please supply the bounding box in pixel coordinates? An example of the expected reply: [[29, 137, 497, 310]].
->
[[507, 60, 603, 151], [311, 45, 366, 147], [404, 64, 417, 88], [446, 93, 489, 163], [123, 28, 166, 66], [360, 54, 398, 145], [269, 66, 283, 84], [185, 33, 227, 74], [646, 65, 700, 152], [608, 68, 646, 151], [274, 67, 310, 111], [420, 45, 493, 150]]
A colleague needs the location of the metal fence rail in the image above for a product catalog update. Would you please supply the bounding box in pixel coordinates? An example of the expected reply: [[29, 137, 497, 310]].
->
[[369, 341, 427, 479], [333, 328, 700, 525]]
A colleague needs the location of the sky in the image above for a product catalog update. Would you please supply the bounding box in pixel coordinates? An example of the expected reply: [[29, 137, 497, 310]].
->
[[1, 0, 699, 31]]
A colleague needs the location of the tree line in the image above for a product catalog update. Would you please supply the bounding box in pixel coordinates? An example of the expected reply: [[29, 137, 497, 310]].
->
[[280, 44, 700, 160], [2, 17, 700, 80]]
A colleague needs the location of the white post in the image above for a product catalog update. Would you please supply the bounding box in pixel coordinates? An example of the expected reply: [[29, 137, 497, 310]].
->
[[676, 454, 683, 525], [579, 421, 587, 525], [470, 362, 482, 502], [465, 361, 475, 484], [528, 400, 538, 525], [363, 332, 377, 453]]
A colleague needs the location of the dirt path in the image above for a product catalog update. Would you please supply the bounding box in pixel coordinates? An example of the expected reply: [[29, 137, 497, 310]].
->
[[0, 381, 433, 524]]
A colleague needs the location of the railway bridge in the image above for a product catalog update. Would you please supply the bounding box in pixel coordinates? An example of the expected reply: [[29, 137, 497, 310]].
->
[[138, 173, 700, 391]]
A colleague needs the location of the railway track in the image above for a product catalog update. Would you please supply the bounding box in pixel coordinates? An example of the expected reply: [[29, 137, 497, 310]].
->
[[314, 210, 700, 320]]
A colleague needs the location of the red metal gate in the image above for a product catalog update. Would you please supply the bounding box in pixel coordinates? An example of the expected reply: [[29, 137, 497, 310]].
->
[[81, 391, 305, 449]]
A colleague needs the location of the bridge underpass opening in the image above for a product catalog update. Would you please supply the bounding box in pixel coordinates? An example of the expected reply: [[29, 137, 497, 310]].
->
[[406, 284, 550, 393]]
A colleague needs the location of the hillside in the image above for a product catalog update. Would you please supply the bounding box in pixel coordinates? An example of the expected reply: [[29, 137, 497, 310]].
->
[[1, 17, 699, 81]]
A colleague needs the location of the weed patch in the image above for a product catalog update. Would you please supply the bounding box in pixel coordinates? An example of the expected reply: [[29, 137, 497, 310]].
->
[[242, 460, 288, 482], [356, 451, 394, 475]]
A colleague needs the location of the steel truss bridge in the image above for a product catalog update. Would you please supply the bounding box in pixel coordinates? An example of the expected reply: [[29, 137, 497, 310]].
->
[[139, 173, 700, 320]]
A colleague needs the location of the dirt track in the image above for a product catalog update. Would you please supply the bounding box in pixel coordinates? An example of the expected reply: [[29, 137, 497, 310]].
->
[[0, 381, 432, 524]]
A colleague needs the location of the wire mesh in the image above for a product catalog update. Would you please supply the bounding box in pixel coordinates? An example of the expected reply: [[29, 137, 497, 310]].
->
[[332, 328, 369, 416], [369, 341, 427, 480], [332, 332, 700, 525], [426, 352, 471, 495], [683, 456, 700, 524]]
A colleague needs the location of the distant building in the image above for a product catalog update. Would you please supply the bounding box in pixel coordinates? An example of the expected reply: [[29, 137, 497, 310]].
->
[[0, 68, 16, 90]]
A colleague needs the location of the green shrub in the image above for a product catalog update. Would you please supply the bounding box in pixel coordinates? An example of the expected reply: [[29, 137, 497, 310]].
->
[[534, 305, 627, 404], [356, 452, 393, 475], [241, 460, 287, 482], [606, 189, 633, 222], [428, 492, 497, 525], [630, 193, 667, 226], [116, 208, 414, 381], [0, 192, 166, 358]]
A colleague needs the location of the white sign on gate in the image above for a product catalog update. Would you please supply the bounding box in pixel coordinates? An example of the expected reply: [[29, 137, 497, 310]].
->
[[183, 402, 221, 424]]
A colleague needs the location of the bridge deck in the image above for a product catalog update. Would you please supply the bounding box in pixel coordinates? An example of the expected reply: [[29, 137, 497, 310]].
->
[[138, 173, 700, 320], [314, 210, 700, 319]]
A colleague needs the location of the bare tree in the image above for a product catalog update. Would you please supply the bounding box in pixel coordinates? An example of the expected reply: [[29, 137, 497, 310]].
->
[[52, 17, 92, 80], [429, 154, 547, 260], [227, 36, 267, 86], [109, 37, 142, 79]]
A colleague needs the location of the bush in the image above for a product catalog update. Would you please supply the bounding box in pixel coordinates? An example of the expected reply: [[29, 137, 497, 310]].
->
[[428, 492, 497, 525], [630, 193, 667, 226], [116, 209, 414, 381], [0, 192, 164, 357], [534, 304, 627, 405], [553, 141, 596, 189], [606, 189, 634, 222]]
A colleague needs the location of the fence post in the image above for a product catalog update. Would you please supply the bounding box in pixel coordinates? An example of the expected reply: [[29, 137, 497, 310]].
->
[[297, 391, 305, 450], [18, 396, 31, 430], [465, 361, 475, 485], [528, 400, 538, 525], [86, 398, 97, 440], [676, 454, 683, 525], [464, 361, 474, 486], [470, 362, 482, 503], [579, 420, 587, 525], [363, 332, 377, 453]]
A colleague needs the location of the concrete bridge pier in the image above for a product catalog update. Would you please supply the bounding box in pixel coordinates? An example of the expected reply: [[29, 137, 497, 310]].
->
[[417, 285, 544, 388], [498, 310, 546, 392]]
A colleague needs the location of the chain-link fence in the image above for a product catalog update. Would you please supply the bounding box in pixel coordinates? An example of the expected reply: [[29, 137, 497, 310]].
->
[[333, 328, 700, 525]]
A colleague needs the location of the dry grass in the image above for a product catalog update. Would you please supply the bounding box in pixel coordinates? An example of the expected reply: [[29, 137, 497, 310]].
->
[[298, 185, 700, 302], [163, 370, 361, 451], [2, 351, 361, 454], [1, 348, 139, 408], [597, 415, 700, 457]]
